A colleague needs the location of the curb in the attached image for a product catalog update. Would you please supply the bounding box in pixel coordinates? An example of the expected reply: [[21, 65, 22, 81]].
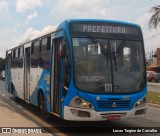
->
[[148, 103, 160, 109], [147, 82, 160, 87]]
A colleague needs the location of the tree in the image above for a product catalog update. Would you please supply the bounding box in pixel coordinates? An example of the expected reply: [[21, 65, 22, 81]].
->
[[148, 5, 160, 29], [0, 58, 5, 72]]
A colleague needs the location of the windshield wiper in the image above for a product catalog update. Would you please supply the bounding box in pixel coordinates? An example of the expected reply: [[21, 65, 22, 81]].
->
[[112, 37, 128, 71], [112, 52, 118, 71], [87, 35, 99, 44], [116, 37, 128, 55]]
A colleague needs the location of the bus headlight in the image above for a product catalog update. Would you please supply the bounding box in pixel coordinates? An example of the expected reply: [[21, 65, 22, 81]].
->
[[70, 96, 94, 110], [134, 96, 147, 108], [75, 98, 82, 105]]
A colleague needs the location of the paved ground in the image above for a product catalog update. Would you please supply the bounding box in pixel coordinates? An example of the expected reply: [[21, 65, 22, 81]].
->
[[0, 81, 160, 136], [147, 82, 160, 93], [147, 82, 160, 87], [0, 97, 52, 136]]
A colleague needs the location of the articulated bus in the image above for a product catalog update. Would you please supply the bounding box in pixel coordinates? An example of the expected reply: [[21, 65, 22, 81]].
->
[[5, 19, 147, 121]]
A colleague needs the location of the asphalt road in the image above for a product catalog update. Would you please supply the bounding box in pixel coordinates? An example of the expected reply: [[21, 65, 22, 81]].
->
[[0, 80, 160, 136]]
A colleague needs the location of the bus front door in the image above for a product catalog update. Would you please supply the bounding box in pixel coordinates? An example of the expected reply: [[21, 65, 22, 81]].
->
[[50, 38, 63, 116]]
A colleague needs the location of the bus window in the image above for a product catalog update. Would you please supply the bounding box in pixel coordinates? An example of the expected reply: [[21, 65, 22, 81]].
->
[[19, 47, 24, 57], [63, 43, 71, 96], [39, 37, 51, 70], [15, 48, 19, 58], [31, 40, 40, 68], [19, 46, 24, 68], [11, 48, 19, 68], [41, 37, 51, 52]]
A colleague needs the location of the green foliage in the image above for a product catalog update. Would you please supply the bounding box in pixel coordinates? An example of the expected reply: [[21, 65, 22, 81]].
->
[[148, 5, 160, 29], [0, 58, 5, 72], [147, 91, 160, 105]]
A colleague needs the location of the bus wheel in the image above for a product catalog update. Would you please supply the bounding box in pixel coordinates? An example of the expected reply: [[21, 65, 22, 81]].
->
[[12, 85, 18, 102], [39, 93, 51, 121]]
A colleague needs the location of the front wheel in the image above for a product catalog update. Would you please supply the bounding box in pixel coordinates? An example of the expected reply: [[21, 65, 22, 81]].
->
[[39, 93, 51, 121]]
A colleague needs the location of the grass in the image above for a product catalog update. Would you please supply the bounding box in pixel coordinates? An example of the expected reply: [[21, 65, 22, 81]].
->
[[147, 91, 160, 105]]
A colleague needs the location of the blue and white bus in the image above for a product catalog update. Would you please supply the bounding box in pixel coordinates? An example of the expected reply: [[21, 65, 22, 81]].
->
[[5, 19, 147, 121]]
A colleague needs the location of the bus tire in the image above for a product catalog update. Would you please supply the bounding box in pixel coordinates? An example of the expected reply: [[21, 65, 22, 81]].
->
[[12, 84, 18, 102], [39, 92, 51, 121]]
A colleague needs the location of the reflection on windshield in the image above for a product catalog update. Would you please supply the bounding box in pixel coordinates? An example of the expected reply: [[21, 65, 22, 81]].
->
[[72, 38, 145, 94]]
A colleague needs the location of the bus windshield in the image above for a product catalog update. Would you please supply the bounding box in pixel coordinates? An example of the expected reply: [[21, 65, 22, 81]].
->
[[72, 37, 146, 94]]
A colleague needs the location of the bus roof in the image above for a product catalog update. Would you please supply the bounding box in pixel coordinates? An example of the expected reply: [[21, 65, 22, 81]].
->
[[68, 19, 139, 27], [7, 19, 140, 51]]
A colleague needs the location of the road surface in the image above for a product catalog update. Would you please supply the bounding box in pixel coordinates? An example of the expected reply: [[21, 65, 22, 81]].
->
[[0, 80, 160, 136]]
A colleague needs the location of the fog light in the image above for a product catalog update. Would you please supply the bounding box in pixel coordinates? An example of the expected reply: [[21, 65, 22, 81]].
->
[[70, 109, 90, 117], [135, 109, 146, 115], [70, 109, 79, 117]]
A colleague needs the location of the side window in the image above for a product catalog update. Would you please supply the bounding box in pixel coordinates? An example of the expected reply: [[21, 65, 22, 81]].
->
[[32, 41, 40, 54], [11, 50, 15, 68], [41, 37, 50, 52], [19, 47, 24, 57], [63, 43, 71, 96], [13, 50, 15, 58], [39, 37, 51, 70], [31, 40, 40, 68], [19, 46, 24, 68], [15, 48, 19, 58], [11, 48, 19, 68], [15, 48, 19, 68]]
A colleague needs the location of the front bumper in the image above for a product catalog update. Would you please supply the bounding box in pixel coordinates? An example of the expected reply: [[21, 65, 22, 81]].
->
[[63, 105, 147, 121]]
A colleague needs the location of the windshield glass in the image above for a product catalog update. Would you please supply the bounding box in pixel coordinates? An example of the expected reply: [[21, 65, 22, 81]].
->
[[72, 37, 146, 94]]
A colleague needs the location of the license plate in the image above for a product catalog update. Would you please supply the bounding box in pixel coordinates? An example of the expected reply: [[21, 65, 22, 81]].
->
[[107, 115, 121, 120]]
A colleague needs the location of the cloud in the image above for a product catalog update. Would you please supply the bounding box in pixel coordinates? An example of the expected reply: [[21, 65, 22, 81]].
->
[[16, 25, 57, 44], [0, 25, 57, 58], [0, 1, 8, 11], [0, 27, 17, 58], [16, 0, 43, 13], [135, 12, 151, 28], [134, 12, 160, 53], [51, 0, 109, 19], [21, 28, 40, 40], [144, 29, 160, 54], [27, 11, 38, 20]]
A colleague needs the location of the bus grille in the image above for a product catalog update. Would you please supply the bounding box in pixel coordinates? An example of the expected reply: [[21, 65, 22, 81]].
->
[[97, 99, 130, 109]]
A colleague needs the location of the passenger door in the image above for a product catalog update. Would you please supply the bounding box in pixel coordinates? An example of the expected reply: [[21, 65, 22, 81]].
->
[[50, 38, 62, 116], [24, 46, 31, 100], [6, 52, 12, 92]]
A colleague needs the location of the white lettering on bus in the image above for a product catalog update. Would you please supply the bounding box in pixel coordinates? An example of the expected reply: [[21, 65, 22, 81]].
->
[[83, 25, 88, 32], [82, 25, 126, 34], [102, 26, 105, 33]]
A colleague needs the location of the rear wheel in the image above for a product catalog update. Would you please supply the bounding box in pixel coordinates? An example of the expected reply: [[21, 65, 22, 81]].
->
[[39, 92, 51, 121], [12, 84, 18, 102]]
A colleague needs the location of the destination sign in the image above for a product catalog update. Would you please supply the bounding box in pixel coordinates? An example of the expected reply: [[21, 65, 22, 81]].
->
[[71, 23, 139, 35]]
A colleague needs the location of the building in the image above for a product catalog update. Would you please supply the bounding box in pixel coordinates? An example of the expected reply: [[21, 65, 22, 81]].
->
[[147, 48, 160, 73]]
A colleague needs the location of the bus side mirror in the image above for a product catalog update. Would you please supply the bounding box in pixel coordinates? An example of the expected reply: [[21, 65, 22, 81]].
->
[[58, 43, 66, 58]]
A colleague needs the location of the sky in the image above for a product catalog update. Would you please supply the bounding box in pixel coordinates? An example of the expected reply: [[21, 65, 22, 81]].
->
[[0, 0, 160, 58]]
